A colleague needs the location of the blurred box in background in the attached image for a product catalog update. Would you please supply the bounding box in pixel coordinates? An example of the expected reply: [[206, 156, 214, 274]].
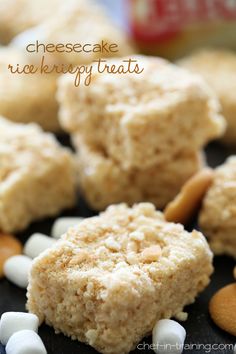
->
[[127, 0, 236, 59]]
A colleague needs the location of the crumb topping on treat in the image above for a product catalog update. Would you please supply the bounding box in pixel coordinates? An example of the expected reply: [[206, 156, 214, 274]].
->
[[38, 203, 210, 278], [51, 204, 167, 272]]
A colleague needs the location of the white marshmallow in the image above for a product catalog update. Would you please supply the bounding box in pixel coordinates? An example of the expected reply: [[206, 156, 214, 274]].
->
[[23, 233, 56, 259], [152, 319, 186, 354], [0, 312, 39, 345], [3, 255, 32, 288], [6, 330, 47, 354], [51, 217, 84, 238]]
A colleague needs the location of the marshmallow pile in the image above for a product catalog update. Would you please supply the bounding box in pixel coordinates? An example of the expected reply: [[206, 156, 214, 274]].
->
[[0, 312, 46, 354], [3, 217, 84, 288]]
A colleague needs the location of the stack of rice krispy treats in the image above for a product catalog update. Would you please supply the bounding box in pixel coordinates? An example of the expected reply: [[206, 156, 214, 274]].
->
[[58, 55, 226, 211]]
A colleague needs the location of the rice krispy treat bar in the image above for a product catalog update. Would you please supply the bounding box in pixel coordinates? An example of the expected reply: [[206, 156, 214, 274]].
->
[[58, 55, 225, 170], [0, 0, 62, 44], [199, 156, 236, 258], [0, 47, 60, 132], [0, 116, 77, 233], [27, 203, 213, 354], [73, 135, 203, 210], [12, 0, 134, 65], [179, 49, 236, 146]]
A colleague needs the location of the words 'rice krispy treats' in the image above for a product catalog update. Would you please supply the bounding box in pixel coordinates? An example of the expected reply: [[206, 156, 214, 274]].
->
[[0, 47, 59, 131], [199, 156, 236, 258], [27, 203, 213, 354], [179, 49, 236, 146], [12, 0, 134, 65], [0, 116, 76, 233], [73, 135, 203, 211], [58, 55, 225, 170]]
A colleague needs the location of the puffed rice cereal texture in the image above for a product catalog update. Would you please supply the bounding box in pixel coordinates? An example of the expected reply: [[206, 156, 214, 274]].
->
[[0, 0, 61, 44], [0, 46, 59, 131], [179, 49, 236, 145], [27, 203, 213, 354], [0, 116, 77, 233], [199, 156, 236, 257], [73, 135, 203, 211], [11, 0, 134, 65]]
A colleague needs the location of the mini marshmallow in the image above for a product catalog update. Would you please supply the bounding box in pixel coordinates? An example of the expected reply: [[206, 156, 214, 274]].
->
[[3, 255, 32, 288], [51, 217, 84, 238], [6, 330, 47, 354], [152, 319, 186, 354], [23, 233, 56, 259], [0, 312, 39, 345]]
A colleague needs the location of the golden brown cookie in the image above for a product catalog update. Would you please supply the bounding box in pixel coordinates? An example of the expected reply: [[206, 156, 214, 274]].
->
[[209, 283, 236, 336], [234, 267, 236, 280], [0, 234, 22, 278], [164, 168, 213, 225]]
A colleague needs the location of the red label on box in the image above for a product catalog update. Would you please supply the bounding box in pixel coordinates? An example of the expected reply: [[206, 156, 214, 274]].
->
[[129, 0, 236, 42]]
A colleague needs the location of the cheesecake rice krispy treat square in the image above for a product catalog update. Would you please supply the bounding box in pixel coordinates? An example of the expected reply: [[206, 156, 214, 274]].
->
[[0, 47, 59, 131], [73, 135, 203, 210], [179, 49, 236, 146], [58, 55, 225, 170], [0, 116, 77, 233], [199, 156, 236, 258], [27, 203, 213, 354], [12, 0, 134, 65], [0, 0, 61, 44]]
